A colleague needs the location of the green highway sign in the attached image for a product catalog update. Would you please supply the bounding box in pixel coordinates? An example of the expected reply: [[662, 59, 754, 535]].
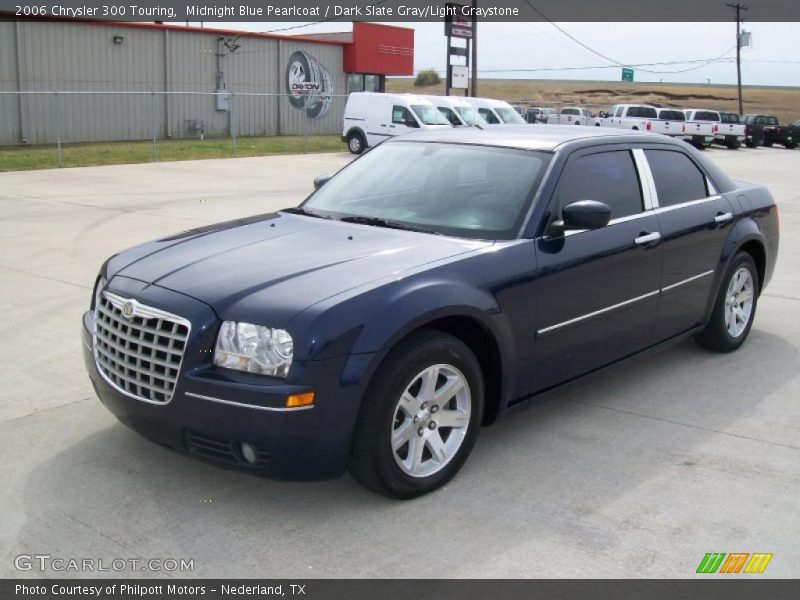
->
[[622, 68, 634, 82]]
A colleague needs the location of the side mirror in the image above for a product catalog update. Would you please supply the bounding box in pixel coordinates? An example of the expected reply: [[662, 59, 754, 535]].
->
[[405, 117, 420, 128], [313, 173, 333, 190], [557, 200, 612, 231]]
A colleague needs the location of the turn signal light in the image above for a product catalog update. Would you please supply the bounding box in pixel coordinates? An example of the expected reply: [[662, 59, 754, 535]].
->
[[286, 392, 315, 408]]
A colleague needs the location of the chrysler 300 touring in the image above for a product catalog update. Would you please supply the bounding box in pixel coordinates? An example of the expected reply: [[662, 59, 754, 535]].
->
[[82, 126, 779, 498]]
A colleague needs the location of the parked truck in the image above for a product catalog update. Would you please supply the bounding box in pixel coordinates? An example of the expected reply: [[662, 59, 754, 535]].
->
[[683, 109, 746, 149], [742, 114, 798, 149], [547, 106, 594, 125]]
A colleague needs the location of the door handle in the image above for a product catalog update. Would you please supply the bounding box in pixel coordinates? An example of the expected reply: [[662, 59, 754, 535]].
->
[[388, 124, 396, 129], [634, 232, 661, 246], [714, 212, 733, 224]]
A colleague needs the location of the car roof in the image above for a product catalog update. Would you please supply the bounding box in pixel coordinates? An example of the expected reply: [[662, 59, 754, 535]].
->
[[390, 124, 678, 151]]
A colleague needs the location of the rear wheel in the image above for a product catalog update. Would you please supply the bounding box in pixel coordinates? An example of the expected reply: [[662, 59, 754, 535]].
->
[[347, 131, 366, 155], [348, 330, 484, 499], [764, 140, 774, 147], [696, 252, 759, 352], [745, 139, 757, 148]]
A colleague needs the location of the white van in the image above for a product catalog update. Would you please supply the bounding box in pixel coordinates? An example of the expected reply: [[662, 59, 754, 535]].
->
[[421, 95, 486, 127], [465, 97, 527, 125], [342, 92, 451, 154]]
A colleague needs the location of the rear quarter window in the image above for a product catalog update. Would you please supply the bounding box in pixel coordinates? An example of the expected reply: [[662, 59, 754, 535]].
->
[[644, 150, 709, 208]]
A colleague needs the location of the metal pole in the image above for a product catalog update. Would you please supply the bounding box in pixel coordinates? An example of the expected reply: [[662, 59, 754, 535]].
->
[[149, 83, 157, 162], [471, 0, 478, 97], [54, 87, 62, 168], [726, 3, 749, 115], [303, 109, 308, 154], [230, 91, 236, 155]]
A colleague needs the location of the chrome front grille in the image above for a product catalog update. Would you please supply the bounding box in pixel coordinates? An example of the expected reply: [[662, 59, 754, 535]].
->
[[94, 292, 190, 404]]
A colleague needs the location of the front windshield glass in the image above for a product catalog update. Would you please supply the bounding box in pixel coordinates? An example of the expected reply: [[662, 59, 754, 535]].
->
[[301, 142, 551, 240], [455, 105, 480, 125], [411, 104, 450, 125], [495, 107, 526, 124]]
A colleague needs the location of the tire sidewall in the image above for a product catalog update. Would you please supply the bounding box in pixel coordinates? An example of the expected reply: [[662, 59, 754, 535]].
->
[[365, 334, 484, 498]]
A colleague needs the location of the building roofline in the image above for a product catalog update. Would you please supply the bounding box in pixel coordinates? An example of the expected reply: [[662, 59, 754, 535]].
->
[[0, 13, 351, 46]]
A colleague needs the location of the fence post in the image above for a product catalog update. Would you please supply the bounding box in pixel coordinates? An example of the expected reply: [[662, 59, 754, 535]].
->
[[149, 83, 157, 162], [230, 91, 237, 155], [54, 88, 63, 168]]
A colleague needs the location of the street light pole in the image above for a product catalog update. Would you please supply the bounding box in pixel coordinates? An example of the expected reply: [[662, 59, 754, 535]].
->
[[471, 0, 478, 97], [726, 2, 749, 115]]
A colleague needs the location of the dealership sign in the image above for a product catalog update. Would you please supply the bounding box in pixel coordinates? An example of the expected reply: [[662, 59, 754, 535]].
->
[[444, 3, 473, 39], [285, 51, 332, 119]]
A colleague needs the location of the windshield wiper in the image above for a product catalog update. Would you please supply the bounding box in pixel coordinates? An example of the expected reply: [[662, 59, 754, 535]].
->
[[338, 215, 442, 235], [281, 207, 331, 219]]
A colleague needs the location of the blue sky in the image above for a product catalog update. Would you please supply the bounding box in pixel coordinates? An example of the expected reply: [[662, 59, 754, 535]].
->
[[203, 21, 800, 86]]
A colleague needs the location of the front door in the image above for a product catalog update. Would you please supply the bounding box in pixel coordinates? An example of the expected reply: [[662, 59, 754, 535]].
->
[[531, 148, 663, 391]]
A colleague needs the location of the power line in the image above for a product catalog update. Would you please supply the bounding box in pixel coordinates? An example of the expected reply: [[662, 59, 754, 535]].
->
[[522, 0, 737, 74]]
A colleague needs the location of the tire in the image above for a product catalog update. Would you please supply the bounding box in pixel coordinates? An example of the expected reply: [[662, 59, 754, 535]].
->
[[764, 140, 774, 147], [745, 140, 757, 148], [785, 143, 797, 150], [348, 329, 484, 499], [696, 252, 759, 353], [726, 137, 741, 150], [346, 130, 366, 155]]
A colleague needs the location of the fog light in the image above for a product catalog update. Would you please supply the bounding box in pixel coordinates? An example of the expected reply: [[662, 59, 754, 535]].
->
[[240, 442, 257, 464]]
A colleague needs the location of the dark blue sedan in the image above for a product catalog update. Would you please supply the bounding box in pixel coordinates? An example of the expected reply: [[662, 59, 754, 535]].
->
[[83, 126, 779, 498]]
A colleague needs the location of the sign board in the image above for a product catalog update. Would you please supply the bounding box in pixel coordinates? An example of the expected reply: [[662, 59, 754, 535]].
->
[[452, 66, 469, 89], [621, 68, 634, 82], [445, 3, 473, 39]]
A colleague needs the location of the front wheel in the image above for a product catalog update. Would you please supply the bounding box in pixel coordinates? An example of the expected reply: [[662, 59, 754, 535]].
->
[[696, 252, 759, 352], [348, 330, 484, 499]]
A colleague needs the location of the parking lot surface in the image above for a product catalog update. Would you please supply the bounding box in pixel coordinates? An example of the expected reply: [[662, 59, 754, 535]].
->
[[1, 147, 798, 578]]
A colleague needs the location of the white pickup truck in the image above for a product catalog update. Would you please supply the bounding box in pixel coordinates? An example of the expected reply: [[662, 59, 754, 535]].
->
[[546, 106, 594, 125], [656, 108, 717, 148], [684, 108, 746, 149], [593, 104, 667, 132]]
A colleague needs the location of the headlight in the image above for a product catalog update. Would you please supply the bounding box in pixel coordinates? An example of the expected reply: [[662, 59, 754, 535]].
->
[[213, 321, 294, 377]]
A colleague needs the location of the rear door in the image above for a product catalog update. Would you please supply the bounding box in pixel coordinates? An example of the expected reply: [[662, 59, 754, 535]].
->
[[642, 147, 735, 339], [531, 147, 662, 390]]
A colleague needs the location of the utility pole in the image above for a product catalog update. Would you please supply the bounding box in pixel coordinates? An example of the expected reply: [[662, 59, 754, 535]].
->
[[726, 2, 749, 115], [471, 0, 478, 97]]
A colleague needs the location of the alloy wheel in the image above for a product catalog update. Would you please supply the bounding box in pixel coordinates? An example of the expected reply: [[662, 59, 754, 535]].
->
[[390, 364, 471, 478], [724, 267, 755, 338]]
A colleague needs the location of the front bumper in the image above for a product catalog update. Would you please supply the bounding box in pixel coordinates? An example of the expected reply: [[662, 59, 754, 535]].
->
[[82, 304, 372, 481]]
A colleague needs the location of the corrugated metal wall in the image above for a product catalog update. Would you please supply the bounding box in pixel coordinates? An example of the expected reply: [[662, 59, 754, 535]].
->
[[0, 19, 346, 145]]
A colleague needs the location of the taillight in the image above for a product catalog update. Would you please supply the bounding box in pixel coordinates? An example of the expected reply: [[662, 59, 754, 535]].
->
[[682, 124, 686, 132], [646, 121, 652, 131], [713, 124, 719, 133]]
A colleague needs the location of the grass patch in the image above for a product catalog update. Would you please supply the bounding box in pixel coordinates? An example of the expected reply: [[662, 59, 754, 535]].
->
[[0, 135, 346, 172]]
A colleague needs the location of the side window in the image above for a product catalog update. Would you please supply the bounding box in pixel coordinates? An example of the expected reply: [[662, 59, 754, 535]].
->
[[615, 106, 624, 117], [478, 108, 500, 124], [644, 150, 708, 207], [554, 150, 643, 220], [392, 105, 416, 126]]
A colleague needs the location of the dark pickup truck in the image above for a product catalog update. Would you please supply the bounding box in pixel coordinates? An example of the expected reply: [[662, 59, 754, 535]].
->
[[742, 114, 798, 149]]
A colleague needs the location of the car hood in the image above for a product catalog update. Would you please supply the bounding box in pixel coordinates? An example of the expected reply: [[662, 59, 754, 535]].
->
[[113, 212, 491, 324]]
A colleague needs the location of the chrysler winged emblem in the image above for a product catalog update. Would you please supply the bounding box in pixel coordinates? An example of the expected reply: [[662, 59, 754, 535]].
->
[[122, 300, 135, 319]]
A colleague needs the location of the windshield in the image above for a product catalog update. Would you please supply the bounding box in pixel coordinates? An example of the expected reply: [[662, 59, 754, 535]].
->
[[455, 105, 481, 125], [478, 108, 501, 124], [411, 104, 450, 125], [495, 107, 526, 124], [301, 142, 551, 240]]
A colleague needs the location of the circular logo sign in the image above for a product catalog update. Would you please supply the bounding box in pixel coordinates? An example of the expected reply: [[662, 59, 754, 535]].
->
[[122, 301, 135, 319]]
